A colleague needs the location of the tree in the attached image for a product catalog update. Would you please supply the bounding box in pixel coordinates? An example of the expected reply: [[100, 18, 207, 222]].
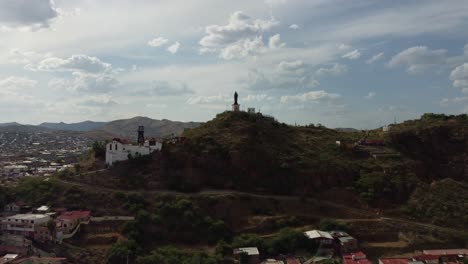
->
[[91, 140, 106, 160], [107, 240, 138, 264], [46, 219, 56, 238], [267, 228, 308, 255], [319, 218, 349, 232]]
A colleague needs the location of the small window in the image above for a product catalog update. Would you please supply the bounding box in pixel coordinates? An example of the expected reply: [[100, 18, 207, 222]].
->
[[115, 144, 118, 150], [109, 144, 112, 150]]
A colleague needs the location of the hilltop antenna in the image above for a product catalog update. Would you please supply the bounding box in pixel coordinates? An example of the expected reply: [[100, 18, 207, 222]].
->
[[394, 115, 397, 125]]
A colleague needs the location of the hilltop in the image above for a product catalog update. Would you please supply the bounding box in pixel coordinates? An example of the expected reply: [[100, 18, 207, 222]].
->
[[164, 111, 361, 193]]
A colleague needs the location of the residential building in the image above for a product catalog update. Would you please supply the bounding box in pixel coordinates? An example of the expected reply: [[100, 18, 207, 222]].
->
[[234, 247, 260, 264], [1, 214, 50, 238], [343, 252, 372, 264], [304, 230, 334, 245], [379, 258, 412, 264]]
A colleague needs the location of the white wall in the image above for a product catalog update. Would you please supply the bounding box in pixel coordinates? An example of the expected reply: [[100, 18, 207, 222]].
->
[[105, 141, 162, 166]]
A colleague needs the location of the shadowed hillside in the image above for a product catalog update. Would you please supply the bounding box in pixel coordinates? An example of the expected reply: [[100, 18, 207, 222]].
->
[[162, 111, 361, 194]]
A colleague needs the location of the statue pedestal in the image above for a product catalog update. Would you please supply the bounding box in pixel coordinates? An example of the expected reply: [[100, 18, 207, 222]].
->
[[232, 103, 240, 112]]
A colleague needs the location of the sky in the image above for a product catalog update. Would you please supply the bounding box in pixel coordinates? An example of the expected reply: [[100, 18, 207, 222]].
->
[[0, 0, 468, 129]]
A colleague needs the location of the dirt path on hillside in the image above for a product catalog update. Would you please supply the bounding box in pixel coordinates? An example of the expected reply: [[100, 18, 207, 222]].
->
[[55, 178, 468, 236]]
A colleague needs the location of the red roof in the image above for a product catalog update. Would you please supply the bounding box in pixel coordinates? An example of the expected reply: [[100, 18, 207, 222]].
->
[[112, 138, 129, 144], [413, 255, 439, 261], [423, 249, 468, 256], [58, 211, 90, 220], [379, 258, 411, 264], [343, 252, 372, 264]]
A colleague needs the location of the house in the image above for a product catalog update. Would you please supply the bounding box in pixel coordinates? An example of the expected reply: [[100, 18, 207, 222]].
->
[[58, 211, 90, 224], [421, 249, 468, 264], [343, 252, 372, 264], [413, 254, 439, 264], [1, 214, 51, 238], [422, 249, 468, 256], [261, 259, 283, 264], [1, 254, 19, 263], [234, 247, 260, 264], [105, 138, 162, 166], [3, 203, 30, 215], [54, 211, 91, 235], [304, 230, 334, 245], [379, 258, 412, 264], [329, 231, 358, 253]]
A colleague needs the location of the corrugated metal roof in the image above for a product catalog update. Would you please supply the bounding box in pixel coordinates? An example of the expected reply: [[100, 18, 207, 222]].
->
[[304, 230, 333, 240]]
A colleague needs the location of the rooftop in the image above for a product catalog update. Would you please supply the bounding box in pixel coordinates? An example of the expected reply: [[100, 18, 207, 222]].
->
[[304, 230, 333, 240], [422, 249, 468, 256], [343, 252, 372, 264], [4, 214, 49, 220], [58, 210, 91, 220], [379, 258, 411, 264], [234, 247, 259, 256]]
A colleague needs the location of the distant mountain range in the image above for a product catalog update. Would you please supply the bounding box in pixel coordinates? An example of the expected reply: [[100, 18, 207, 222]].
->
[[96, 116, 200, 140], [39, 121, 107, 131], [0, 122, 22, 127], [0, 117, 201, 140]]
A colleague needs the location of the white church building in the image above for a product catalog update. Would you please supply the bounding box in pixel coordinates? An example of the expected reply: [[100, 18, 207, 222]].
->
[[105, 126, 162, 166]]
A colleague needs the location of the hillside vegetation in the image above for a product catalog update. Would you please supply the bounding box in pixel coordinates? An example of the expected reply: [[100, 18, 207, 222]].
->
[[164, 111, 361, 194]]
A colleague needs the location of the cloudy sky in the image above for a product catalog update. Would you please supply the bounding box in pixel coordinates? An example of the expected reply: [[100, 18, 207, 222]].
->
[[0, 0, 468, 128]]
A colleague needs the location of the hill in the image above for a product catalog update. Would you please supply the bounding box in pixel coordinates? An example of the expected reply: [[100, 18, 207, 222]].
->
[[39, 120, 107, 131], [162, 111, 361, 193], [0, 124, 52, 133], [387, 113, 468, 181], [95, 116, 201, 140], [0, 122, 22, 127]]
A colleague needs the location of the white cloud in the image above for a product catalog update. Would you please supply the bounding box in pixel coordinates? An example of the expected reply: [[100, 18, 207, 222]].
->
[[268, 34, 285, 49], [342, 49, 361, 60], [141, 80, 192, 96], [49, 72, 118, 93], [465, 44, 468, 56], [242, 94, 272, 102], [338, 44, 351, 51], [439, 96, 468, 106], [316, 63, 348, 76], [27, 55, 112, 73], [388, 46, 447, 74], [80, 95, 119, 107], [199, 11, 279, 59], [366, 52, 385, 64], [264, 0, 287, 6], [289, 24, 299, 30], [277, 60, 305, 74], [365, 92, 376, 99], [0, 0, 58, 30], [147, 37, 169, 47], [0, 76, 37, 91], [280, 90, 341, 104], [220, 37, 265, 60], [167, 41, 180, 54], [8, 49, 52, 65], [449, 63, 468, 93], [187, 94, 230, 105]]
